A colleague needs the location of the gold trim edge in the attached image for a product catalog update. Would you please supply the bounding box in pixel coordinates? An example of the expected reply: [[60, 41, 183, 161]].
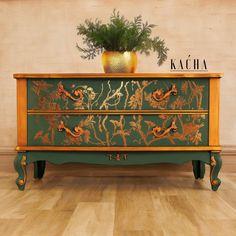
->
[[16, 146, 222, 151], [28, 109, 209, 115], [13, 73, 223, 79]]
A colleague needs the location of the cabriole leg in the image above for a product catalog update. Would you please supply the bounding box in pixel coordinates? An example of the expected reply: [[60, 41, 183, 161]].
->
[[192, 160, 205, 179], [34, 161, 46, 179], [210, 152, 222, 191], [14, 152, 27, 191]]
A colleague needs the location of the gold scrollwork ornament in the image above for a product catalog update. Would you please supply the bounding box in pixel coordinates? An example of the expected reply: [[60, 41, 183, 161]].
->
[[152, 120, 177, 139], [18, 155, 27, 186], [107, 153, 128, 161], [152, 84, 177, 102], [58, 120, 84, 138], [58, 82, 83, 101], [210, 156, 218, 186]]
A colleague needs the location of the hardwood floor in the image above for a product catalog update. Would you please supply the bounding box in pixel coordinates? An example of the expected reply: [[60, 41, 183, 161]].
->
[[0, 167, 235, 236]]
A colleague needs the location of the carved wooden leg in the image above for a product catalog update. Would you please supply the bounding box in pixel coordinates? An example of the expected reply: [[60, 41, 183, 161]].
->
[[34, 161, 46, 179], [14, 153, 27, 191], [210, 152, 222, 191], [192, 160, 205, 179]]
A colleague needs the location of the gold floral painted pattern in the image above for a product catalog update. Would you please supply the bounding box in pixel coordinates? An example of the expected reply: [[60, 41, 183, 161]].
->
[[29, 79, 207, 110], [31, 114, 208, 146]]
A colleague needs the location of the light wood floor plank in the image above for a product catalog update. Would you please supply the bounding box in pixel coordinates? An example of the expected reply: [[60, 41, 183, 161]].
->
[[12, 210, 72, 236], [0, 219, 23, 236], [0, 172, 235, 236], [63, 202, 115, 236], [113, 178, 164, 234]]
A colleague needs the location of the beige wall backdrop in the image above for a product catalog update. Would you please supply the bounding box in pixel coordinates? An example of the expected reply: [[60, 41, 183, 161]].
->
[[0, 0, 236, 150]]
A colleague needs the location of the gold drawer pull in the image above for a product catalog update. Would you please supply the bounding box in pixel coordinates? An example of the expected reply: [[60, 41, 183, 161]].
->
[[58, 82, 83, 101], [152, 120, 177, 138], [58, 120, 84, 138], [152, 84, 177, 102], [107, 153, 128, 161]]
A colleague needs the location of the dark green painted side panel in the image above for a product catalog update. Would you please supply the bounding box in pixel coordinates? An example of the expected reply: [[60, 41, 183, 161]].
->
[[28, 114, 208, 146], [27, 151, 211, 166], [27, 78, 209, 110]]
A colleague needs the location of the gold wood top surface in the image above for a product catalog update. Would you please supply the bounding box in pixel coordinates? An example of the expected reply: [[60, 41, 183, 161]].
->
[[13, 73, 223, 79]]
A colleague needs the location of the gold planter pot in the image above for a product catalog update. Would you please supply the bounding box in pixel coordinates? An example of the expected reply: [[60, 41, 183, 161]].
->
[[101, 51, 137, 73]]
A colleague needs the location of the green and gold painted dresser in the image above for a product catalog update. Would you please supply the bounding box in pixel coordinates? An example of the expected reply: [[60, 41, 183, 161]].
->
[[14, 73, 222, 190]]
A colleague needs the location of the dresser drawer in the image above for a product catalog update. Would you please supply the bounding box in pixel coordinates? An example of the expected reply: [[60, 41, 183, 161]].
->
[[28, 114, 208, 146], [27, 78, 209, 110]]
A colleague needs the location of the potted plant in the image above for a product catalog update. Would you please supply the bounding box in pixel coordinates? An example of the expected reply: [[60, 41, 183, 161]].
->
[[76, 10, 169, 73]]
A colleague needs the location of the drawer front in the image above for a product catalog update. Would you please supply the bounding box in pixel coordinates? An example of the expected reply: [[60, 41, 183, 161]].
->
[[28, 114, 208, 146], [27, 78, 209, 110]]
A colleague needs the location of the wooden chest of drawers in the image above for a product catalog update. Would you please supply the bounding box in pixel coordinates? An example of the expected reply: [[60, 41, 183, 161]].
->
[[14, 73, 222, 191]]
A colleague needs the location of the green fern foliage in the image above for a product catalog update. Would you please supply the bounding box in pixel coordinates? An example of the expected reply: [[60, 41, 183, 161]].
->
[[77, 9, 169, 66]]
